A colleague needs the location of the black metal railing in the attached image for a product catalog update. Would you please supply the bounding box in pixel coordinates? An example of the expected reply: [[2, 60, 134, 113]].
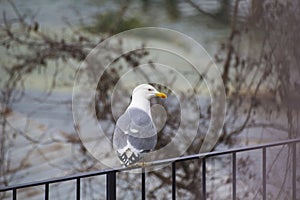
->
[[1, 138, 299, 200]]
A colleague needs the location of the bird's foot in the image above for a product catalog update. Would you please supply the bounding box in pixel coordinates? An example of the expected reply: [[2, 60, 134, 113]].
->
[[133, 162, 152, 168], [125, 162, 148, 168]]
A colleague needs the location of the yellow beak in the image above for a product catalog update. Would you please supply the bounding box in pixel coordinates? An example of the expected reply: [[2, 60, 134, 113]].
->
[[155, 92, 167, 99]]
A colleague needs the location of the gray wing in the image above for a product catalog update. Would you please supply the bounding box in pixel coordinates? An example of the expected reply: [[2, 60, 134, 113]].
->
[[128, 134, 157, 152], [116, 108, 157, 138], [113, 127, 128, 151], [113, 107, 157, 152]]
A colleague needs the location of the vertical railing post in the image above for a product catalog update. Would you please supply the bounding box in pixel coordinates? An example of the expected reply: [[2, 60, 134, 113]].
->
[[45, 183, 49, 200], [12, 189, 17, 200], [262, 147, 266, 200], [106, 172, 116, 200], [76, 178, 81, 200], [142, 168, 146, 200], [172, 162, 176, 200], [232, 152, 237, 200], [292, 143, 296, 200], [202, 158, 206, 200]]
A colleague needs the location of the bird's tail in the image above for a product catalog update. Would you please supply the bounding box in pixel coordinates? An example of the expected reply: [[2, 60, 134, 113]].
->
[[118, 149, 140, 167]]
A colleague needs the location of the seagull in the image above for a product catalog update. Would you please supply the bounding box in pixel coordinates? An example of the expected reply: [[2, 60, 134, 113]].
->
[[113, 84, 167, 167]]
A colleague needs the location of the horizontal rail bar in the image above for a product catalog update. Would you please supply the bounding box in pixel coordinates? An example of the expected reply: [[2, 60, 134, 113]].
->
[[1, 138, 299, 192], [0, 168, 121, 192], [150, 138, 300, 166]]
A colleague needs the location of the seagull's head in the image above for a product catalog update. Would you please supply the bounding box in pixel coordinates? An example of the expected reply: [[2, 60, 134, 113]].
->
[[132, 84, 167, 100]]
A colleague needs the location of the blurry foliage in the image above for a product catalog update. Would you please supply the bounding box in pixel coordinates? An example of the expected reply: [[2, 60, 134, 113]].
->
[[164, 0, 181, 20], [83, 11, 145, 34], [83, 0, 235, 34], [0, 0, 148, 197], [1, 0, 300, 199]]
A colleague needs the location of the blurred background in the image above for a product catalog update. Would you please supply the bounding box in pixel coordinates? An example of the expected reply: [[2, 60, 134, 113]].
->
[[0, 0, 299, 199]]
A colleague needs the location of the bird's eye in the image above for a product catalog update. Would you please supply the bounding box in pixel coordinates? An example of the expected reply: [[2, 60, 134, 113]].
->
[[148, 88, 153, 91]]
